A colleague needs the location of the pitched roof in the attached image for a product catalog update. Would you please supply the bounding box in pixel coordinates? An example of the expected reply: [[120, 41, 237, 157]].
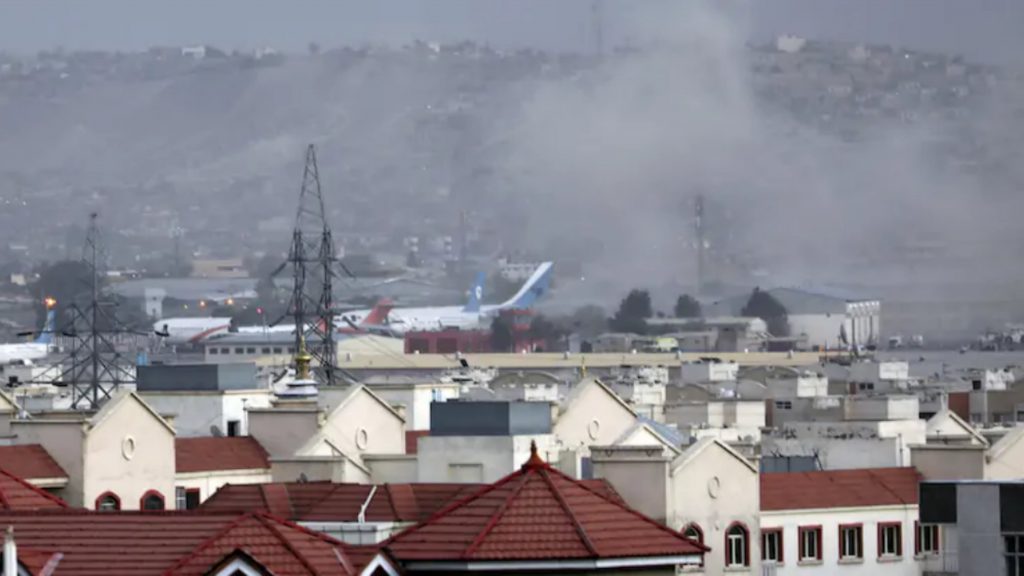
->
[[988, 427, 1024, 462], [382, 444, 706, 563], [672, 437, 758, 475], [926, 408, 989, 446], [0, 445, 68, 480], [163, 512, 357, 575], [560, 377, 636, 417], [88, 390, 176, 435], [175, 436, 271, 474], [760, 467, 921, 511], [0, 469, 69, 510], [201, 480, 623, 523]]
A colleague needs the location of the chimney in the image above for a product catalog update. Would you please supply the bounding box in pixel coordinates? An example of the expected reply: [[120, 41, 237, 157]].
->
[[3, 526, 16, 576]]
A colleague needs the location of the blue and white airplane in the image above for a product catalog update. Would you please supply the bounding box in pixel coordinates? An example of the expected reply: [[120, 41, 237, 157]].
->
[[340, 262, 553, 334], [0, 309, 55, 364]]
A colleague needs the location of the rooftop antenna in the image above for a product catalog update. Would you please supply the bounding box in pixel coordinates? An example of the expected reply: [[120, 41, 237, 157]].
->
[[694, 194, 706, 296], [591, 0, 605, 57], [54, 212, 137, 410]]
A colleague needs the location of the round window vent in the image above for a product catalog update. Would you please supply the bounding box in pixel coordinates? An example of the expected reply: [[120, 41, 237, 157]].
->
[[355, 427, 370, 450], [121, 435, 136, 461]]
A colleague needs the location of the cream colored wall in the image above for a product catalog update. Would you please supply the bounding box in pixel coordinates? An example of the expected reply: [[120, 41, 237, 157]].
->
[[320, 391, 404, 461], [670, 445, 760, 576], [11, 421, 85, 505], [82, 399, 175, 511], [987, 437, 1024, 480], [591, 452, 670, 523], [911, 446, 985, 480], [175, 469, 272, 505], [554, 383, 635, 451], [271, 459, 343, 482], [927, 413, 982, 444], [248, 409, 320, 457], [365, 455, 418, 484]]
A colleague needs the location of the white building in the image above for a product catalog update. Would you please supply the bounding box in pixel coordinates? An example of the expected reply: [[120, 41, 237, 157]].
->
[[760, 467, 930, 576]]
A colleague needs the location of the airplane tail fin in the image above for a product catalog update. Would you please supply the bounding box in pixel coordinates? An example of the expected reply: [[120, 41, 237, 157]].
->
[[361, 299, 395, 326], [35, 310, 56, 345], [462, 272, 486, 313], [499, 262, 553, 310]]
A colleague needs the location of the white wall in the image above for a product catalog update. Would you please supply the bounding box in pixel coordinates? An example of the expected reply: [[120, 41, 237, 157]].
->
[[761, 505, 921, 576], [140, 391, 271, 437], [417, 434, 556, 483], [175, 469, 272, 505], [368, 384, 459, 431]]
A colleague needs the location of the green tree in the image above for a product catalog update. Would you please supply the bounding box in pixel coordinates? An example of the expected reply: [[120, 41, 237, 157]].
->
[[674, 294, 702, 318], [609, 289, 653, 334], [490, 315, 515, 352], [741, 287, 790, 336]]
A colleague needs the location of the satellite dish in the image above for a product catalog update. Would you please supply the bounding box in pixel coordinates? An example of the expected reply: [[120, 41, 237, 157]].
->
[[210, 425, 224, 437]]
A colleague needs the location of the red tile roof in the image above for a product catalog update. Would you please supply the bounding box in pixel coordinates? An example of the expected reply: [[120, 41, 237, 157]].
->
[[175, 436, 270, 474], [0, 445, 68, 480], [760, 467, 921, 511], [405, 430, 428, 455], [201, 480, 623, 523], [0, 469, 69, 511], [382, 446, 706, 563], [0, 511, 363, 576], [164, 513, 357, 576]]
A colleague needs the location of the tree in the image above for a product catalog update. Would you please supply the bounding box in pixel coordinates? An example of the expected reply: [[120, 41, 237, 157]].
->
[[490, 315, 514, 352], [674, 294, 702, 318], [741, 287, 790, 336], [609, 289, 653, 334]]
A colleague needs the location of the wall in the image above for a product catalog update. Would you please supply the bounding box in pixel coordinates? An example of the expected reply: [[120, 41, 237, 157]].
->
[[366, 384, 460, 431], [760, 505, 920, 576], [11, 421, 84, 505], [911, 445, 985, 480], [553, 382, 635, 452], [364, 454, 418, 484], [175, 469, 272, 504], [955, 484, 1003, 576], [82, 398, 176, 511], [764, 437, 903, 470], [845, 396, 919, 421], [668, 443, 760, 576], [417, 434, 556, 483], [271, 458, 349, 483], [248, 408, 321, 457], [590, 447, 670, 523], [787, 313, 845, 349], [319, 390, 405, 461], [986, 436, 1024, 480]]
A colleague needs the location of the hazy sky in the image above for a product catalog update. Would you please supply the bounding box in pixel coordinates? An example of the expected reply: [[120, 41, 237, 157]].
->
[[2, 0, 1022, 64]]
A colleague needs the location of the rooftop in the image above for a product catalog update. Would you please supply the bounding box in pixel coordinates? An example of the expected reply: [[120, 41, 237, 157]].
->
[[0, 469, 69, 511], [760, 467, 921, 511], [175, 436, 271, 474], [382, 443, 705, 564], [0, 444, 68, 480]]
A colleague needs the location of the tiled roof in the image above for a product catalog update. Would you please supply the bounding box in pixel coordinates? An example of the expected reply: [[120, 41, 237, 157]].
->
[[202, 480, 623, 523], [0, 469, 68, 511], [760, 467, 921, 511], [382, 445, 706, 562], [164, 513, 356, 575], [175, 436, 270, 474], [0, 445, 68, 480], [405, 430, 429, 455]]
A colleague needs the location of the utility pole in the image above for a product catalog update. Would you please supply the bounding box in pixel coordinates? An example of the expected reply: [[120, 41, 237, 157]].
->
[[286, 145, 339, 386], [591, 0, 605, 57], [694, 194, 706, 296]]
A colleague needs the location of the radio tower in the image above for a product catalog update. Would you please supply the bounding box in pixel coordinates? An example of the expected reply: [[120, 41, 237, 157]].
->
[[57, 213, 135, 410], [286, 145, 339, 386]]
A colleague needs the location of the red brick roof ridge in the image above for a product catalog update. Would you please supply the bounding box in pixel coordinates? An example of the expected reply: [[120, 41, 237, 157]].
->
[[461, 470, 534, 558], [256, 512, 329, 576], [160, 512, 255, 575], [539, 460, 712, 553], [0, 468, 69, 510], [538, 467, 600, 556], [868, 468, 919, 506], [256, 511, 364, 575]]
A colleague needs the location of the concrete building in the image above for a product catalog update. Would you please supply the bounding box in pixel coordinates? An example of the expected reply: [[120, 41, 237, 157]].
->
[[592, 438, 761, 575], [360, 377, 461, 431], [137, 362, 272, 437], [764, 414, 926, 470], [174, 436, 272, 509], [761, 468, 925, 576], [10, 391, 176, 510], [553, 378, 637, 456]]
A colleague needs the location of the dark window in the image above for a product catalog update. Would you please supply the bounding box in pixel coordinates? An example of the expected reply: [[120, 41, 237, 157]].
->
[[96, 492, 120, 511], [775, 400, 792, 410], [878, 522, 902, 558], [840, 524, 863, 560], [209, 348, 219, 355], [1006, 534, 1024, 576], [683, 523, 704, 546], [226, 420, 240, 437], [762, 528, 783, 563], [273, 347, 283, 354], [917, 522, 940, 556], [261, 347, 271, 354], [726, 523, 749, 567], [234, 348, 244, 354], [141, 491, 165, 511], [799, 526, 822, 561], [245, 347, 256, 354], [176, 488, 201, 510]]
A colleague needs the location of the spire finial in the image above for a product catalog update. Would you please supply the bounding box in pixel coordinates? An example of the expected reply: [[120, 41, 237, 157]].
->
[[295, 332, 313, 381], [522, 440, 546, 470]]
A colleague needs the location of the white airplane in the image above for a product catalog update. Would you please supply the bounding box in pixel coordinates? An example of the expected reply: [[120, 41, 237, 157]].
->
[[0, 309, 56, 365], [339, 262, 553, 335], [153, 317, 232, 345]]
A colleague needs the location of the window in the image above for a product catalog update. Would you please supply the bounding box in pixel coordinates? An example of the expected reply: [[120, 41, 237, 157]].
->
[[234, 347, 244, 354], [839, 524, 863, 560], [725, 523, 749, 567], [775, 400, 792, 410], [95, 491, 121, 511], [176, 487, 201, 510], [1007, 534, 1024, 576], [220, 347, 230, 355], [878, 522, 903, 558], [245, 347, 256, 354], [916, 522, 940, 556], [141, 490, 165, 511], [226, 420, 240, 437], [272, 347, 283, 354], [261, 347, 271, 354], [209, 347, 219, 355], [799, 526, 822, 562], [682, 523, 704, 546], [762, 528, 783, 564]]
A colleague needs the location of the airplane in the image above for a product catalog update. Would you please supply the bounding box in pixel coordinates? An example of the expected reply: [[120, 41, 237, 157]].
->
[[235, 299, 397, 337], [0, 309, 56, 365], [339, 262, 553, 335], [153, 316, 232, 345]]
